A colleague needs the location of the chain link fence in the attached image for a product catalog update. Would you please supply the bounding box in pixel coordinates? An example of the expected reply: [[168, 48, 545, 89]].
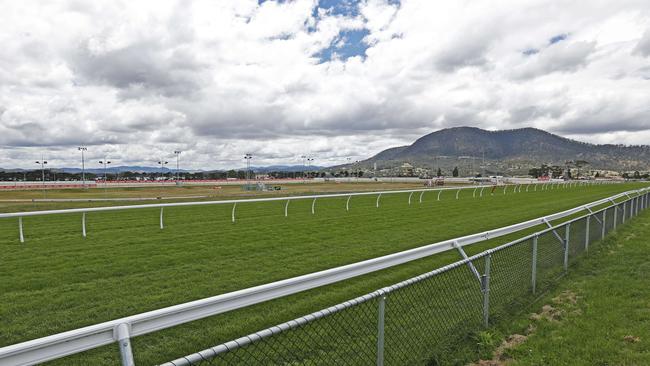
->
[[161, 193, 648, 366]]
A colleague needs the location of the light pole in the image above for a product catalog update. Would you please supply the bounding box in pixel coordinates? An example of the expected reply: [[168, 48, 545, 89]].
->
[[301, 155, 307, 182], [157, 160, 169, 187], [35, 155, 47, 198], [174, 150, 182, 183], [99, 159, 111, 196], [307, 157, 314, 179], [244, 154, 253, 187], [78, 146, 87, 188]]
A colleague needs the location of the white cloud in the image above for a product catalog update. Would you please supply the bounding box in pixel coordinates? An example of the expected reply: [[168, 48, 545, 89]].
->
[[0, 0, 649, 169]]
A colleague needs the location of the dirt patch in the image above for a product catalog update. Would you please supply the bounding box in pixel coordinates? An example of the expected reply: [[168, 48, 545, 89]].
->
[[624, 335, 641, 343], [470, 290, 583, 366]]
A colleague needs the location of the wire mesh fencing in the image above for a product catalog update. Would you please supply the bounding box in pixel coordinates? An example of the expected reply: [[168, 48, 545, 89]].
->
[[161, 194, 648, 366]]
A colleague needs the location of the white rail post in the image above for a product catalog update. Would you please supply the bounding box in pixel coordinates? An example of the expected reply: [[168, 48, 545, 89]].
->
[[408, 191, 413, 205], [503, 185, 507, 195], [346, 195, 351, 211], [472, 187, 477, 198], [601, 209, 606, 240], [82, 212, 87, 238], [376, 295, 386, 366], [231, 204, 236, 223], [482, 254, 491, 327], [311, 198, 317, 214], [480, 187, 485, 197], [531, 235, 538, 294], [437, 190, 442, 201], [622, 202, 626, 223], [612, 203, 617, 230], [284, 200, 290, 217], [419, 191, 424, 204], [18, 217, 25, 243], [534, 184, 537, 192], [518, 184, 522, 193], [160, 207, 164, 229], [563, 223, 570, 272], [376, 193, 382, 208], [585, 215, 590, 252], [526, 184, 530, 192], [455, 189, 460, 200], [115, 323, 135, 366]]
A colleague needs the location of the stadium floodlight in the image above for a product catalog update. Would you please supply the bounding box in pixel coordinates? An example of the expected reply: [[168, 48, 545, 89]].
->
[[77, 147, 87, 188], [157, 160, 169, 185], [98, 160, 111, 195], [35, 155, 47, 197], [307, 157, 314, 179], [244, 154, 253, 187], [174, 151, 182, 182]]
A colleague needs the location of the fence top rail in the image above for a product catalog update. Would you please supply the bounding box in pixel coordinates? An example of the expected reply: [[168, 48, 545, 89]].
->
[[0, 186, 645, 366], [0, 181, 598, 219]]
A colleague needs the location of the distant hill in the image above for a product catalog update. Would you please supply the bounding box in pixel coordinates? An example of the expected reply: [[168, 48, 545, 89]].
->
[[356, 127, 650, 172], [0, 165, 325, 174]]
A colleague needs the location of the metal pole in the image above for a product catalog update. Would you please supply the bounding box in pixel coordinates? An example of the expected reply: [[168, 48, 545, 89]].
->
[[82, 212, 87, 238], [585, 215, 590, 252], [346, 195, 351, 211], [531, 235, 537, 294], [601, 209, 606, 240], [482, 254, 491, 327], [19, 217, 24, 243], [284, 200, 290, 217], [622, 202, 626, 223], [437, 190, 442, 201], [116, 323, 135, 366], [480, 187, 484, 197], [563, 223, 570, 271], [612, 202, 617, 230], [455, 188, 460, 200], [376, 193, 382, 208], [376, 295, 386, 366], [311, 198, 317, 214], [231, 203, 236, 223], [160, 207, 164, 229], [408, 191, 413, 205], [419, 191, 424, 203]]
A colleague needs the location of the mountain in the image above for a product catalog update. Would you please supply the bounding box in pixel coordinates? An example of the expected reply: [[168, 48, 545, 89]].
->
[[357, 127, 650, 172]]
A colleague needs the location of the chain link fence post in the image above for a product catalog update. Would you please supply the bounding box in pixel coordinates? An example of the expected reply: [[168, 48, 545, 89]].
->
[[482, 254, 491, 327], [585, 214, 590, 252], [376, 295, 386, 366], [601, 209, 606, 240], [531, 235, 538, 294], [563, 223, 570, 272]]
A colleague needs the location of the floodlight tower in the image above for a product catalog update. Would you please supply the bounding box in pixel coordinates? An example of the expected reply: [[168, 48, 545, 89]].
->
[[99, 159, 111, 195], [174, 151, 182, 182], [307, 157, 314, 179], [244, 154, 253, 187], [78, 146, 87, 187], [35, 155, 47, 198], [157, 160, 169, 186]]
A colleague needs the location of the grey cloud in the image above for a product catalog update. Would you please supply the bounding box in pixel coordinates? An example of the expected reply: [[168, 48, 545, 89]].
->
[[513, 41, 596, 79], [68, 40, 206, 98], [633, 29, 650, 57]]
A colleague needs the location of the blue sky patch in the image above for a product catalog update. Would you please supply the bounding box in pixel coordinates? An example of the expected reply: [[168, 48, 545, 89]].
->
[[549, 33, 568, 44], [523, 48, 539, 56], [317, 28, 370, 62]]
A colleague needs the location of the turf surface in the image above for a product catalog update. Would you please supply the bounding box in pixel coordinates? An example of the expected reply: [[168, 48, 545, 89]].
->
[[0, 182, 645, 365]]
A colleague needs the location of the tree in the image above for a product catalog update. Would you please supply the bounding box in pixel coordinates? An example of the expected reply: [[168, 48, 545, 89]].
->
[[358, 171, 364, 177], [436, 168, 442, 177], [452, 167, 459, 177], [634, 171, 641, 179]]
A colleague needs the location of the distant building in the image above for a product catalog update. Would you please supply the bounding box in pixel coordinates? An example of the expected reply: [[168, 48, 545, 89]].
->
[[400, 163, 414, 176]]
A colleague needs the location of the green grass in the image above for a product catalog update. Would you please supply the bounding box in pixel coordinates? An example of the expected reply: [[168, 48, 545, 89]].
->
[[0, 183, 645, 365], [492, 205, 650, 365]]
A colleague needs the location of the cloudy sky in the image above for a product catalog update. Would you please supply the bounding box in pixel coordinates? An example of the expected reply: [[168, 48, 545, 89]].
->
[[1, 0, 649, 170]]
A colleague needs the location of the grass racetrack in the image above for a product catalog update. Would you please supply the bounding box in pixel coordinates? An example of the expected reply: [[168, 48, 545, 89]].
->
[[0, 182, 645, 365]]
